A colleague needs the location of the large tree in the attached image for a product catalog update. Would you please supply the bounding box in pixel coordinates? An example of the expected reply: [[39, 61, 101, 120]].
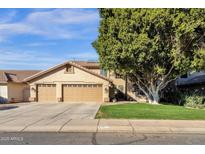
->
[[93, 9, 205, 104]]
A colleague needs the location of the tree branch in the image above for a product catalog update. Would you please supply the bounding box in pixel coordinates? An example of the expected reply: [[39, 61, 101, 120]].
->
[[159, 77, 178, 91], [136, 82, 152, 101], [132, 74, 153, 95], [157, 65, 174, 90]]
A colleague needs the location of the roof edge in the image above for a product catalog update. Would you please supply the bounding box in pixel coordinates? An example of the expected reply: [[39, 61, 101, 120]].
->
[[24, 61, 112, 83], [3, 72, 8, 82]]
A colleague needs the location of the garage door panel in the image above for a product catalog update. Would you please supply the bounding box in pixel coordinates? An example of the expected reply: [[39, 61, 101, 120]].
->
[[63, 84, 102, 102], [37, 84, 56, 102]]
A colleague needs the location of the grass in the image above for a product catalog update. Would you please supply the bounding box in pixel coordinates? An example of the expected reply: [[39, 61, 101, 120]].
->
[[96, 103, 205, 120]]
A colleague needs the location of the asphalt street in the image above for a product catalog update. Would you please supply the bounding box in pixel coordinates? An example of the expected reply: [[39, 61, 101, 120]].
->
[[0, 132, 205, 145]]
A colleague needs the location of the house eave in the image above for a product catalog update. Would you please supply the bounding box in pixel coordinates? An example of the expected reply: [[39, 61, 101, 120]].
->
[[23, 61, 112, 83]]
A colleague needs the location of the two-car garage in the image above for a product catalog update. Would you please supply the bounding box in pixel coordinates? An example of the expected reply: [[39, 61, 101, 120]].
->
[[26, 61, 111, 103], [37, 84, 103, 103]]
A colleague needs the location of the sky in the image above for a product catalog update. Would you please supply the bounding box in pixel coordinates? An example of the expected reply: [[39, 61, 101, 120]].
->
[[0, 8, 100, 70]]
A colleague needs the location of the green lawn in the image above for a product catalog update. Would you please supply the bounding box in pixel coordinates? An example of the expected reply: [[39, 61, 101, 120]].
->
[[96, 103, 205, 120]]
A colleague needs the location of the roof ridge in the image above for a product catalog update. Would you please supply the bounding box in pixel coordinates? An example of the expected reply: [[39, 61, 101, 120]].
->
[[71, 60, 98, 62], [0, 70, 41, 71], [24, 60, 112, 82]]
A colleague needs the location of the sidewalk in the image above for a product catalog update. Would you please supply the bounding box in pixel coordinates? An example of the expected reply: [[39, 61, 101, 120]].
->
[[0, 119, 205, 134]]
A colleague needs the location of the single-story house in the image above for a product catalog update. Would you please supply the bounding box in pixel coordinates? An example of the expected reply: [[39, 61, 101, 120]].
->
[[0, 70, 40, 103], [176, 73, 205, 94], [0, 61, 147, 103]]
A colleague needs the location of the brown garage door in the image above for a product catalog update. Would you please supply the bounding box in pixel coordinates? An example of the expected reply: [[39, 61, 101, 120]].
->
[[37, 84, 56, 102], [63, 84, 103, 102]]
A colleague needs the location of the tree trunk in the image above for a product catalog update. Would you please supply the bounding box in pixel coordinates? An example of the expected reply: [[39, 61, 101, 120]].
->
[[135, 82, 160, 104], [152, 92, 160, 104], [147, 91, 160, 104]]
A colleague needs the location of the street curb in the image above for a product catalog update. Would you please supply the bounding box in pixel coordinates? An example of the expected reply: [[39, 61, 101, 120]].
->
[[1, 119, 205, 133], [0, 126, 205, 134]]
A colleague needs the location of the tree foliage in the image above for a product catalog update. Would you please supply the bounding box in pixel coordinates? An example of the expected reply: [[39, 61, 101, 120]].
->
[[93, 9, 205, 104]]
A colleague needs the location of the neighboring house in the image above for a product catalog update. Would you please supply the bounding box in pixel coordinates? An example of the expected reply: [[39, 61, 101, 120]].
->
[[0, 70, 41, 103], [176, 71, 205, 94], [0, 61, 146, 103], [160, 71, 205, 103]]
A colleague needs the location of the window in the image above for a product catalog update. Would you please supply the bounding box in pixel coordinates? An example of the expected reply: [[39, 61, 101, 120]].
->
[[127, 82, 134, 92], [65, 65, 74, 73], [115, 73, 122, 79], [100, 69, 107, 77]]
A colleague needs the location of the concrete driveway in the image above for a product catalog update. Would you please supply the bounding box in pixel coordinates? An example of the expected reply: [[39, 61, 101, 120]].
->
[[0, 102, 101, 132]]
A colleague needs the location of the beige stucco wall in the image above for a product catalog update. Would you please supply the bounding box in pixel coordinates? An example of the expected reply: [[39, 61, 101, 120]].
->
[[107, 71, 147, 102], [28, 65, 111, 102], [108, 71, 126, 92], [89, 68, 101, 75], [126, 82, 147, 102], [7, 82, 30, 102]]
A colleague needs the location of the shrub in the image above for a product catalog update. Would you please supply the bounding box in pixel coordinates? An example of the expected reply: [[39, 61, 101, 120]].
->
[[161, 86, 205, 109], [183, 94, 205, 109]]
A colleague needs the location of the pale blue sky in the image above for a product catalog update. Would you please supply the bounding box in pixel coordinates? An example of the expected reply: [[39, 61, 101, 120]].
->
[[0, 8, 99, 70]]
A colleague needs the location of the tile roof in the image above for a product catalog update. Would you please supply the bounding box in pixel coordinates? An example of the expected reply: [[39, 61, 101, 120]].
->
[[0, 70, 41, 83], [71, 61, 100, 69], [24, 61, 112, 82], [176, 75, 205, 86]]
